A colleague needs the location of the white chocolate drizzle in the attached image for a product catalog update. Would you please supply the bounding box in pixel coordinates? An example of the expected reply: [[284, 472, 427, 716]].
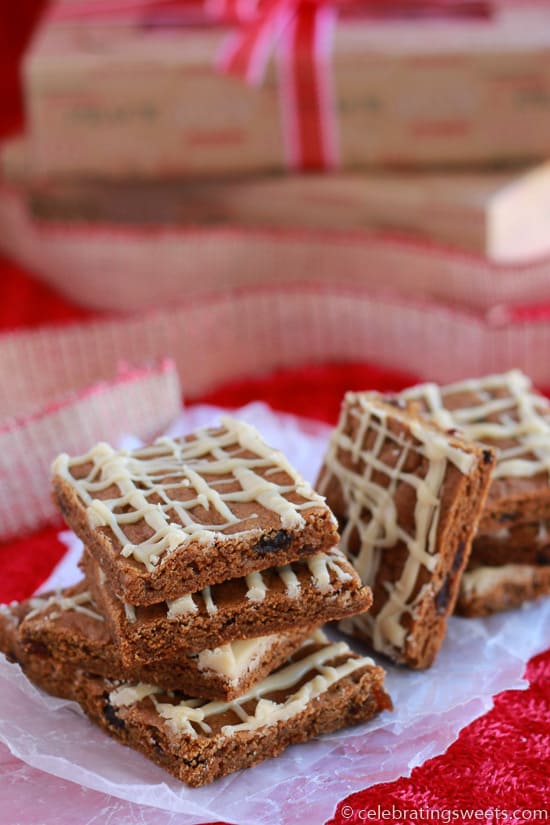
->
[[130, 547, 355, 619], [460, 563, 542, 599], [109, 635, 375, 739], [52, 417, 328, 572], [244, 549, 353, 602], [245, 571, 267, 603], [202, 586, 217, 615], [488, 527, 511, 542], [480, 520, 550, 545], [402, 370, 550, 480], [0, 604, 16, 623], [318, 394, 476, 659], [277, 565, 301, 598], [124, 603, 137, 623], [24, 590, 104, 623]]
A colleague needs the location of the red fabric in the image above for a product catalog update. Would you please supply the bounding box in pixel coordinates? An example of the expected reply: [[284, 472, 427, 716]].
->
[[330, 651, 550, 824], [197, 361, 419, 422], [0, 0, 48, 140], [0, 256, 95, 331], [1, 6, 549, 821], [0, 523, 67, 603], [1, 273, 549, 825], [292, 4, 326, 170]]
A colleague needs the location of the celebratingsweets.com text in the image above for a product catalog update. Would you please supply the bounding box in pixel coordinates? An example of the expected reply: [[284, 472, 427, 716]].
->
[[339, 804, 549, 823]]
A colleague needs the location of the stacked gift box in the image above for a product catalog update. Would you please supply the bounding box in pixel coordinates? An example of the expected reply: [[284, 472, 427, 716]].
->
[[2, 0, 550, 365], [19, 0, 550, 177]]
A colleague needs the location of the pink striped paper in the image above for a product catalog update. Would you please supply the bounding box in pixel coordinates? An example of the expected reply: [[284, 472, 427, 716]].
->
[[3, 184, 550, 314], [2, 281, 550, 399], [0, 359, 181, 540]]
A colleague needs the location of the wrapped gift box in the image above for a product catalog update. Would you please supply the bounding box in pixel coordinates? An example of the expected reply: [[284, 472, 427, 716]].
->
[[23, 2, 550, 177], [3, 169, 550, 313], [5, 137, 550, 263]]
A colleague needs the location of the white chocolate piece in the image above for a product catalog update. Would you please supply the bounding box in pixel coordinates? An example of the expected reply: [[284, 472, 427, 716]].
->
[[402, 369, 550, 480], [110, 683, 162, 708], [109, 634, 376, 739], [460, 563, 542, 599], [16, 587, 302, 685], [319, 395, 476, 659], [52, 418, 327, 572], [197, 634, 279, 681], [166, 594, 197, 618]]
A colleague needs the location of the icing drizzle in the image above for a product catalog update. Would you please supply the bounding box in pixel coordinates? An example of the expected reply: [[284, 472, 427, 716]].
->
[[318, 394, 476, 659], [23, 590, 104, 623], [244, 548, 352, 602], [402, 370, 550, 480], [11, 587, 296, 680], [109, 633, 375, 738], [52, 417, 329, 572], [460, 563, 542, 599], [126, 547, 356, 620]]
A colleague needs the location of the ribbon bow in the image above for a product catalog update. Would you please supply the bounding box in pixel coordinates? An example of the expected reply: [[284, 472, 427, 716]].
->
[[219, 0, 340, 169], [48, 0, 493, 170], [218, 0, 491, 169]]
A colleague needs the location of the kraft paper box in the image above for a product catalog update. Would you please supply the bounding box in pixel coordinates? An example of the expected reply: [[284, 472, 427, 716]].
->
[[23, 4, 550, 178], [6, 158, 550, 317], [5, 136, 550, 263], [25, 168, 550, 263]]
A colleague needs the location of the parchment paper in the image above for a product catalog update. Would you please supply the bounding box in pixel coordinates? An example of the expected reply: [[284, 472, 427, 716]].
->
[[1, 403, 549, 825]]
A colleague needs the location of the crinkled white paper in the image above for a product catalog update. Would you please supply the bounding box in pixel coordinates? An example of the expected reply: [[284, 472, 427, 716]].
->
[[1, 403, 549, 825]]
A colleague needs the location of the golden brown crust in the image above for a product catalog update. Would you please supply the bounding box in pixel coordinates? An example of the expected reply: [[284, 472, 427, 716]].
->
[[1, 634, 391, 787], [6, 587, 311, 701], [52, 476, 338, 607], [471, 520, 550, 567], [82, 550, 373, 664]]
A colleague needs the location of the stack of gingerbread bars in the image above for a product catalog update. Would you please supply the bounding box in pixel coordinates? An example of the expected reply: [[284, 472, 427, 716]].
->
[[315, 369, 550, 674], [316, 393, 497, 669], [400, 370, 550, 617], [0, 416, 391, 786]]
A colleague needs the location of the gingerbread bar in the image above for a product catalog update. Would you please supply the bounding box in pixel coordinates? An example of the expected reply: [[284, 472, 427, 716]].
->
[[471, 519, 550, 567], [2, 627, 391, 787], [0, 601, 79, 702], [8, 585, 309, 701], [82, 546, 373, 664], [400, 370, 550, 533], [317, 393, 495, 668], [52, 418, 339, 606], [456, 563, 550, 617]]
